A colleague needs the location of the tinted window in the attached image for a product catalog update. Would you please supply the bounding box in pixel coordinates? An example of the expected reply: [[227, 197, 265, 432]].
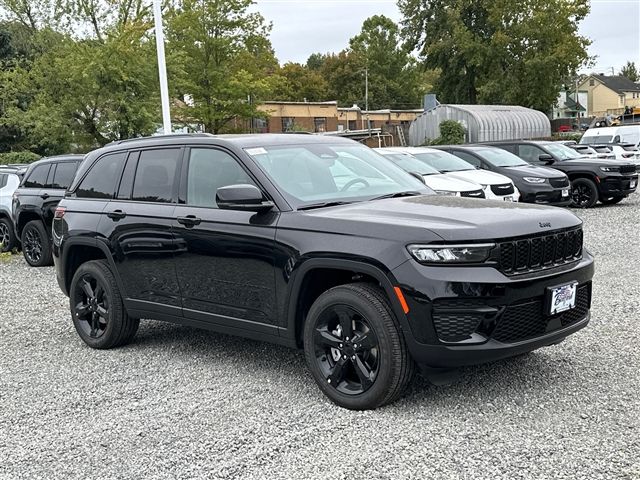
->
[[187, 148, 254, 208], [475, 148, 528, 167], [518, 145, 547, 163], [51, 162, 78, 189], [452, 151, 481, 167], [76, 153, 126, 199], [117, 153, 139, 200], [0, 174, 6, 188], [132, 149, 180, 203], [24, 164, 50, 188]]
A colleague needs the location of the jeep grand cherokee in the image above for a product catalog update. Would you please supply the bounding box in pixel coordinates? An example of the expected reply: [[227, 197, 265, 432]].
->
[[52, 134, 594, 410]]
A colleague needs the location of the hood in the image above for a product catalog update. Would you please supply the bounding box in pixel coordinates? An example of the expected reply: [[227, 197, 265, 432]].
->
[[443, 169, 513, 186], [423, 174, 482, 193], [300, 195, 582, 242], [556, 157, 630, 167], [503, 164, 566, 178]]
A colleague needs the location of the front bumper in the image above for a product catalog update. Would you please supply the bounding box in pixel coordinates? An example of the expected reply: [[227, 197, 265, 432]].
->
[[598, 174, 638, 197], [483, 185, 520, 202], [392, 252, 595, 368], [518, 183, 572, 206]]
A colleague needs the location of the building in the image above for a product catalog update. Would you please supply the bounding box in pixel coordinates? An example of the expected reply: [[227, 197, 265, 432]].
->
[[408, 104, 551, 145], [579, 74, 640, 117], [552, 88, 588, 120], [255, 101, 422, 135]]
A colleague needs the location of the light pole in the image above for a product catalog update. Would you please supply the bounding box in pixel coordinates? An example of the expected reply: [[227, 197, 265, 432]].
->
[[153, 0, 172, 134]]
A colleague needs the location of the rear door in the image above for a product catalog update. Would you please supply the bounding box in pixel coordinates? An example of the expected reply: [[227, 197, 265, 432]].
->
[[40, 160, 80, 232], [97, 147, 183, 314], [172, 146, 279, 334]]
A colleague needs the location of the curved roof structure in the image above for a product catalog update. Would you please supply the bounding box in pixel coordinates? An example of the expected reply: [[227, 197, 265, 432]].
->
[[409, 104, 551, 145]]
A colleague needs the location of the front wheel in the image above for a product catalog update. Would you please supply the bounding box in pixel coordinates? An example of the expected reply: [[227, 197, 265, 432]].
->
[[570, 178, 598, 208], [600, 195, 625, 205], [69, 260, 139, 349], [21, 220, 52, 266], [303, 283, 415, 410]]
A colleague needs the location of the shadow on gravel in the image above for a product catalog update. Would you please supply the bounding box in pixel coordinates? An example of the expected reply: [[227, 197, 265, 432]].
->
[[128, 320, 568, 408]]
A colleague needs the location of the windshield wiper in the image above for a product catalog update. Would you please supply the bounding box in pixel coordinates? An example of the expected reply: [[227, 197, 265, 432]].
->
[[298, 201, 355, 211], [370, 191, 423, 201]]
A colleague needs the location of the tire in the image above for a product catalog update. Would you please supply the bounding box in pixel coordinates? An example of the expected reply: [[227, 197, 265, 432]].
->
[[570, 178, 599, 208], [303, 283, 415, 410], [69, 259, 139, 349], [600, 195, 625, 205], [0, 217, 17, 252], [21, 220, 53, 266]]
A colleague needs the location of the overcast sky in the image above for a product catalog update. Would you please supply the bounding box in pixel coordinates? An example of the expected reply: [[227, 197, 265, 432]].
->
[[252, 0, 640, 75]]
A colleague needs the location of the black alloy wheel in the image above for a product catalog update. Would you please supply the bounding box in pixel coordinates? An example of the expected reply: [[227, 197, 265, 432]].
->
[[73, 274, 110, 339], [23, 225, 43, 264], [570, 178, 598, 208], [312, 304, 380, 395], [0, 218, 16, 252]]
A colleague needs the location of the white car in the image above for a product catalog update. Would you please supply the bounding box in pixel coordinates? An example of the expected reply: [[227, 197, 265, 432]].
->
[[384, 147, 520, 201], [375, 149, 485, 198]]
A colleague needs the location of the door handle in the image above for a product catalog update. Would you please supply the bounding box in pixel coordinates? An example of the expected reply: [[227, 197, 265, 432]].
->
[[107, 209, 126, 220], [40, 193, 50, 199], [177, 215, 201, 227]]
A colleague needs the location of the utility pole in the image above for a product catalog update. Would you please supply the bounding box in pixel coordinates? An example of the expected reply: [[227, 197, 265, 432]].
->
[[153, 0, 172, 134], [365, 67, 370, 133]]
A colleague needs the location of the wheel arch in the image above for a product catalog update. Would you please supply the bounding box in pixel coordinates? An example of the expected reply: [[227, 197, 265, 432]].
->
[[285, 258, 408, 348], [17, 211, 44, 238]]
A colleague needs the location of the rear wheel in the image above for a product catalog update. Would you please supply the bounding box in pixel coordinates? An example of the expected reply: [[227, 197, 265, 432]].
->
[[0, 217, 17, 252], [303, 283, 415, 410], [69, 260, 139, 349], [570, 178, 598, 208], [600, 195, 625, 205], [21, 220, 52, 266]]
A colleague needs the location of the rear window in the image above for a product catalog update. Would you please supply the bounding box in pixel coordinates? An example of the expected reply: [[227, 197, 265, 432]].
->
[[76, 153, 127, 199], [51, 162, 79, 190], [23, 164, 50, 188]]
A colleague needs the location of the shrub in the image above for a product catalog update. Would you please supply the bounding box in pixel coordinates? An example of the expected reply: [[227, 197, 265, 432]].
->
[[423, 120, 466, 145], [0, 151, 41, 165]]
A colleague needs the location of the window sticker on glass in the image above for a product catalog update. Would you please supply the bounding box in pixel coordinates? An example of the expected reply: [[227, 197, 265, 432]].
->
[[246, 147, 268, 156]]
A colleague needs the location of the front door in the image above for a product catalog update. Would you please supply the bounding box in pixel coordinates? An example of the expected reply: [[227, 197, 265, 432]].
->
[[172, 146, 279, 333]]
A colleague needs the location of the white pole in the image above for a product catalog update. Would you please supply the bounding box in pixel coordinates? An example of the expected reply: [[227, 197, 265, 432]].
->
[[153, 0, 172, 134]]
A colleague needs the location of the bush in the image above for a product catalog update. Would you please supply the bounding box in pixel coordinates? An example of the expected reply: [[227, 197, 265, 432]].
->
[[0, 151, 41, 165], [423, 120, 466, 145]]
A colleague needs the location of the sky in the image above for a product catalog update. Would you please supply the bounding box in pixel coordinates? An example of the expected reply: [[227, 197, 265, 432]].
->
[[252, 0, 640, 75]]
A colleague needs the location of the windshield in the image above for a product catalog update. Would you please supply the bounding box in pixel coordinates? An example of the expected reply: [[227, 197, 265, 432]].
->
[[380, 152, 440, 175], [474, 148, 528, 167], [544, 143, 582, 160], [411, 151, 475, 172], [580, 135, 613, 144], [244, 143, 432, 208]]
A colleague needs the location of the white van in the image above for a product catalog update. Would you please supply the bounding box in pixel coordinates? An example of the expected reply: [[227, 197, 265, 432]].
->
[[580, 125, 640, 147]]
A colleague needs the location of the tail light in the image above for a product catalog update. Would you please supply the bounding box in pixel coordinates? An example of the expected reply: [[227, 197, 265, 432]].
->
[[54, 206, 66, 219]]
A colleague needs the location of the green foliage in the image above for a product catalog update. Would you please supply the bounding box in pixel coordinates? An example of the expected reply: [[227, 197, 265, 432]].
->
[[426, 120, 466, 145], [271, 62, 329, 102], [400, 0, 592, 112], [0, 150, 40, 163], [620, 61, 639, 82]]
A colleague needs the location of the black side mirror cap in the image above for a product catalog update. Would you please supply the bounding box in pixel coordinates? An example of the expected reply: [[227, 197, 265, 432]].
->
[[216, 184, 274, 212], [538, 154, 555, 165]]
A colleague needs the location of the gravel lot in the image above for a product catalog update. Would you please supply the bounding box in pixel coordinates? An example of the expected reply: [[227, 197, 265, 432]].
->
[[1, 196, 639, 480]]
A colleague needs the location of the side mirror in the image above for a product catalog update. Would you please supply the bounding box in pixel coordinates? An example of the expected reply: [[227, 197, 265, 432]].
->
[[538, 154, 555, 165], [408, 171, 426, 184], [216, 184, 274, 212]]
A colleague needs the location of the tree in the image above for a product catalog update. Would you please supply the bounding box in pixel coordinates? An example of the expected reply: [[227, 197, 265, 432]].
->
[[166, 0, 277, 134], [271, 62, 329, 102], [400, 0, 592, 112], [620, 61, 639, 82]]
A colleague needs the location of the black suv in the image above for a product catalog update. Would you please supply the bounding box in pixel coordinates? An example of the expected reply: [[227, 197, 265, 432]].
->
[[13, 155, 83, 266], [487, 140, 638, 207], [53, 134, 594, 410], [435, 145, 572, 207]]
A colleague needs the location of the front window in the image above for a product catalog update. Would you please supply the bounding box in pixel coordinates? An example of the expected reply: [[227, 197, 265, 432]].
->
[[244, 143, 431, 207], [382, 153, 440, 176], [474, 148, 529, 167], [411, 151, 476, 172], [542, 143, 582, 160], [580, 135, 613, 145]]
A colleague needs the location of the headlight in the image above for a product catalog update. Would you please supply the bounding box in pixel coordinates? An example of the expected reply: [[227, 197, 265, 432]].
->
[[600, 166, 620, 172], [407, 243, 495, 264], [523, 177, 546, 183], [434, 190, 459, 196]]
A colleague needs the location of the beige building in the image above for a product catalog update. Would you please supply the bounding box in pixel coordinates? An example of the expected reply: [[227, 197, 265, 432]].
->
[[579, 74, 640, 117]]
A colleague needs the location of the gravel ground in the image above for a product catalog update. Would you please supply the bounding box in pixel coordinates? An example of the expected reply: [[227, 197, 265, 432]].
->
[[1, 196, 639, 480]]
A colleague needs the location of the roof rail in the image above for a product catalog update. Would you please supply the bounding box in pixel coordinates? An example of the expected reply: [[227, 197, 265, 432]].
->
[[107, 133, 215, 146]]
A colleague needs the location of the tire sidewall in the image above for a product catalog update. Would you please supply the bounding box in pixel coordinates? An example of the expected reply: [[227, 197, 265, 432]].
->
[[0, 217, 16, 252], [571, 178, 598, 208], [21, 220, 51, 266], [303, 287, 398, 410]]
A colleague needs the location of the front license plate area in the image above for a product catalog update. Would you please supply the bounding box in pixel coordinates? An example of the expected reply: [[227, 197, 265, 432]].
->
[[546, 282, 578, 315], [562, 188, 570, 197], [631, 179, 637, 189], [503, 196, 514, 202]]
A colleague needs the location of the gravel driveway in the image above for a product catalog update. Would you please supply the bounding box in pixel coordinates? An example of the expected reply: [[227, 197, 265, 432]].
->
[[1, 197, 639, 479]]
